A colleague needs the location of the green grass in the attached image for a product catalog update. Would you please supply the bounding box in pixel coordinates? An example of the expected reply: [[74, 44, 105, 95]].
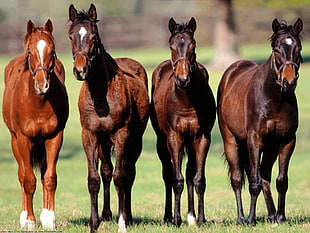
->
[[0, 41, 310, 232]]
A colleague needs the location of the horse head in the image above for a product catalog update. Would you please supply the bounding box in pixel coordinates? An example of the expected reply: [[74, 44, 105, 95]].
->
[[168, 17, 197, 89], [270, 18, 303, 92], [68, 4, 101, 81], [25, 20, 56, 95]]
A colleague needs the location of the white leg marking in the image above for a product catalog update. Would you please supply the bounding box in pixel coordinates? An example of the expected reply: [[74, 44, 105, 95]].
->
[[187, 213, 196, 226], [20, 211, 28, 228], [40, 208, 56, 229], [118, 214, 127, 232], [37, 40, 46, 65], [79, 27, 87, 42]]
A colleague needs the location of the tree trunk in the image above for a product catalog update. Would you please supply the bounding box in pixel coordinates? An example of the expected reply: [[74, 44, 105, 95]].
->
[[209, 0, 240, 69]]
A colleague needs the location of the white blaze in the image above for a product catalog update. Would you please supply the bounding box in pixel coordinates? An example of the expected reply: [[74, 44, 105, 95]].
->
[[37, 40, 46, 65], [79, 27, 87, 42]]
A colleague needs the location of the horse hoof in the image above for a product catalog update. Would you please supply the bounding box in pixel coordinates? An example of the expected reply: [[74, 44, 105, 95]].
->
[[277, 214, 286, 223], [236, 217, 247, 225], [26, 220, 36, 230], [40, 208, 56, 229]]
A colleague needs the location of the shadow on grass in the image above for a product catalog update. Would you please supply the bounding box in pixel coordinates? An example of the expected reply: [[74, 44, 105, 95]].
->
[[68, 214, 310, 229]]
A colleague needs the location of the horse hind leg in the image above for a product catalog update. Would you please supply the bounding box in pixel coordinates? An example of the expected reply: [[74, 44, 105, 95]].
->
[[99, 144, 113, 221], [156, 134, 173, 223]]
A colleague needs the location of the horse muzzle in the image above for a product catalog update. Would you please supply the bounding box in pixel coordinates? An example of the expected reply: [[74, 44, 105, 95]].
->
[[34, 77, 50, 95], [175, 75, 190, 89], [73, 66, 88, 81]]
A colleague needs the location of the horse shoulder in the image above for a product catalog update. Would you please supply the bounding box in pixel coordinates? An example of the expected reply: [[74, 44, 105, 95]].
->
[[4, 54, 25, 85]]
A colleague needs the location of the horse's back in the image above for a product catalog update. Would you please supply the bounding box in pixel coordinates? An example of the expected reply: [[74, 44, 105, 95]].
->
[[115, 57, 149, 128], [217, 60, 259, 141]]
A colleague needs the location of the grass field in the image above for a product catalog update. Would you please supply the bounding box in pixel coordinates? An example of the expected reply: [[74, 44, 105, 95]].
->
[[0, 41, 310, 232]]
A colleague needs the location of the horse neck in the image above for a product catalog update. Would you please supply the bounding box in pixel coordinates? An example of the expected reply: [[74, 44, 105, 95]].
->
[[263, 55, 285, 100], [173, 69, 203, 106]]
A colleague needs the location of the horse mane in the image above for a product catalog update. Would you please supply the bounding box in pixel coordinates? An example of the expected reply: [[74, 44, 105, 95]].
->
[[269, 20, 302, 46]]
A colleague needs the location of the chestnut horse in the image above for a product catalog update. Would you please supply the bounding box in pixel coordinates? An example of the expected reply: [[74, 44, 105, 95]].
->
[[150, 17, 216, 226], [68, 4, 149, 233], [217, 18, 303, 225], [2, 20, 68, 230]]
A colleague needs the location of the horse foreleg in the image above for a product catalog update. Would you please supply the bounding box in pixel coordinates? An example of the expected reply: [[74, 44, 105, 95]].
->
[[186, 145, 196, 225], [40, 132, 63, 229], [14, 134, 36, 230], [276, 137, 295, 223], [167, 133, 184, 227], [100, 144, 113, 221], [113, 130, 129, 232], [260, 148, 278, 222], [82, 129, 101, 232], [192, 136, 209, 225]]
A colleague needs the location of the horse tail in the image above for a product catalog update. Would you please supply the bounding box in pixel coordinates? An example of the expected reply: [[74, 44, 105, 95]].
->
[[31, 143, 47, 171]]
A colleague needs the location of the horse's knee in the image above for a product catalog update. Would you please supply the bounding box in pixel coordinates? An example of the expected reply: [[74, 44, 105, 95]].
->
[[249, 181, 262, 195], [88, 176, 101, 194], [173, 176, 184, 194], [113, 170, 125, 189], [276, 176, 288, 194], [193, 176, 206, 193]]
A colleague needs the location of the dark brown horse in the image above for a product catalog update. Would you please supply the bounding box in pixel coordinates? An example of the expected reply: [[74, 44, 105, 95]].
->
[[2, 20, 68, 230], [150, 17, 216, 227], [217, 18, 303, 225], [68, 4, 149, 233]]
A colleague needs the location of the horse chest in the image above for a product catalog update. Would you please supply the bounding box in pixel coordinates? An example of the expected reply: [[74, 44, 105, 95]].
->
[[169, 110, 199, 135], [21, 113, 59, 138]]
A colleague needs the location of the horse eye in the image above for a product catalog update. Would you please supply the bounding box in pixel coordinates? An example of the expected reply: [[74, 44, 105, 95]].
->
[[69, 36, 73, 41], [273, 48, 281, 54]]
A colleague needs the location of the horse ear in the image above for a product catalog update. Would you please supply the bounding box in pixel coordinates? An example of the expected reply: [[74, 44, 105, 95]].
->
[[294, 18, 303, 35], [187, 17, 196, 33], [27, 20, 35, 35], [89, 4, 97, 21], [69, 4, 77, 22], [272, 18, 281, 33], [168, 18, 177, 34], [44, 19, 53, 34]]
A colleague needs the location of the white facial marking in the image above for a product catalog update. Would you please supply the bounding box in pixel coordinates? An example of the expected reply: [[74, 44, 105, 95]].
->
[[79, 27, 87, 42], [285, 38, 293, 45], [37, 40, 46, 65], [182, 64, 186, 69]]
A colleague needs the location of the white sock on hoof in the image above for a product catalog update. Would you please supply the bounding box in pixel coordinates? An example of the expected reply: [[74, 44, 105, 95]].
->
[[118, 214, 126, 233], [187, 213, 196, 226], [40, 208, 56, 229], [20, 211, 28, 228]]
